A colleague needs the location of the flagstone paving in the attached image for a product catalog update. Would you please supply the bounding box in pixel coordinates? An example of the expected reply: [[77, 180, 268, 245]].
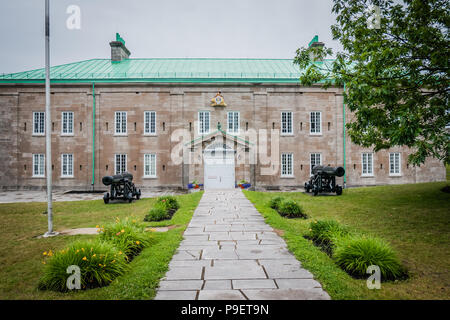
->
[[155, 189, 330, 300]]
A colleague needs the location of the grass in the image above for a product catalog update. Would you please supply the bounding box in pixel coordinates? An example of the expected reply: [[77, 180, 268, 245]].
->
[[0, 191, 203, 299], [244, 181, 450, 300]]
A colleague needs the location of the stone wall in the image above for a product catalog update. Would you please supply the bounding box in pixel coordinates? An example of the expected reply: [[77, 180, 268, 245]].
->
[[0, 83, 445, 190]]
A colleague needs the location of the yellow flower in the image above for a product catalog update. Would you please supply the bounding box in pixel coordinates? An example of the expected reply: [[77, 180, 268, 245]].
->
[[135, 241, 140, 245], [48, 250, 53, 257], [92, 254, 96, 257], [118, 251, 122, 255], [81, 248, 85, 252], [82, 256, 87, 261], [43, 251, 47, 256], [42, 261, 46, 264], [99, 263, 102, 267], [121, 229, 125, 233]]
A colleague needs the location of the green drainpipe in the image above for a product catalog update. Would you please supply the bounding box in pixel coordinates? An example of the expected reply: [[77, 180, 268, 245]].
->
[[343, 82, 347, 187], [92, 83, 96, 189]]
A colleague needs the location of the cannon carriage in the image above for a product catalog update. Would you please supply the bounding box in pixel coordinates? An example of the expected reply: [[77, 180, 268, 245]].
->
[[304, 166, 345, 196], [102, 172, 141, 204]]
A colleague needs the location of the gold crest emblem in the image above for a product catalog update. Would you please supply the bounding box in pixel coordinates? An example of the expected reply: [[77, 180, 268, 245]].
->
[[210, 91, 227, 107]]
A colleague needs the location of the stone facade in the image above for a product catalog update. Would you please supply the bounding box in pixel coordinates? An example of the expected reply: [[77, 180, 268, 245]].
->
[[0, 82, 445, 190]]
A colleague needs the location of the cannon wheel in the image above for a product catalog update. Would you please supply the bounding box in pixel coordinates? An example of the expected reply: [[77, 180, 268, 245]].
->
[[336, 185, 343, 196], [103, 192, 110, 204], [304, 182, 311, 193], [313, 186, 319, 196]]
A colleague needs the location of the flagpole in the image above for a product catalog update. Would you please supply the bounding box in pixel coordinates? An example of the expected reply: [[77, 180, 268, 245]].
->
[[43, 0, 57, 237]]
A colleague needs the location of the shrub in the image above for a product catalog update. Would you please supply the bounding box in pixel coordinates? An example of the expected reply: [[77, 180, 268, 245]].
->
[[156, 195, 180, 212], [333, 235, 407, 280], [278, 199, 307, 218], [268, 196, 284, 210], [38, 240, 128, 292], [99, 218, 152, 258], [144, 204, 170, 222], [309, 220, 349, 248]]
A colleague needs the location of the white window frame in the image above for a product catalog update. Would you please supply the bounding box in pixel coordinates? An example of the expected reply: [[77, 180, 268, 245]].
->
[[310, 111, 322, 135], [61, 111, 74, 136], [281, 153, 294, 177], [61, 153, 74, 178], [227, 111, 240, 134], [389, 152, 401, 176], [33, 112, 45, 136], [32, 154, 45, 177], [115, 111, 127, 135], [115, 154, 127, 175], [281, 111, 293, 135], [310, 153, 322, 176], [144, 111, 157, 135], [144, 153, 157, 178], [198, 111, 210, 134], [362, 153, 374, 176]]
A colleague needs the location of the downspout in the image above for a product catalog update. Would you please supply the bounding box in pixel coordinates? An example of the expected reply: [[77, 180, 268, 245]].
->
[[92, 82, 96, 190], [343, 82, 347, 188]]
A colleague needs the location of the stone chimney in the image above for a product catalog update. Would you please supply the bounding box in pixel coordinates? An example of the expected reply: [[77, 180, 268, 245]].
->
[[109, 33, 130, 62], [308, 35, 325, 62]]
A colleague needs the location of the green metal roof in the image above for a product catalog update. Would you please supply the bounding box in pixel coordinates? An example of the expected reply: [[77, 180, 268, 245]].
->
[[0, 58, 334, 84]]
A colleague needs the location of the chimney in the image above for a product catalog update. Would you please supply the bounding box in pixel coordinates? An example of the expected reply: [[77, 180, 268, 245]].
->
[[308, 35, 325, 62], [109, 33, 130, 62]]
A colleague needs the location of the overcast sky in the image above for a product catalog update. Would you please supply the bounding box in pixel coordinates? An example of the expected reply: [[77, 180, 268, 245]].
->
[[0, 0, 342, 74]]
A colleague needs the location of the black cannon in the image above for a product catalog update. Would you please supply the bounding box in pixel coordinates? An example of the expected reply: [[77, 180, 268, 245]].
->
[[304, 166, 345, 196], [102, 172, 141, 204]]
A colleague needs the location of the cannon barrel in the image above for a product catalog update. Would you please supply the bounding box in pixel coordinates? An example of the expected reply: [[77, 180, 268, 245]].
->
[[102, 173, 134, 186], [312, 166, 345, 177]]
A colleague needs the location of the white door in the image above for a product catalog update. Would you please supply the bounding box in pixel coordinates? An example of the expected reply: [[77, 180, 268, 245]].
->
[[203, 144, 235, 190]]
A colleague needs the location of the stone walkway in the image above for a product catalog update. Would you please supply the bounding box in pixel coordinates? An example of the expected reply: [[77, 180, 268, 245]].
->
[[155, 189, 330, 300]]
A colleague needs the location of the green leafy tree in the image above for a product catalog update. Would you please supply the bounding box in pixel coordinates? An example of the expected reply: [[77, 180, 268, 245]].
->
[[294, 0, 449, 165]]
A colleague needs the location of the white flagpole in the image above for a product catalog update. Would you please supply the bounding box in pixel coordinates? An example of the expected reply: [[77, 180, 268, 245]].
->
[[44, 0, 57, 237]]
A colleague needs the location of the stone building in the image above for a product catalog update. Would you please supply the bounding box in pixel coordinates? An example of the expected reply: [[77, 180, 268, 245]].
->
[[0, 35, 445, 190]]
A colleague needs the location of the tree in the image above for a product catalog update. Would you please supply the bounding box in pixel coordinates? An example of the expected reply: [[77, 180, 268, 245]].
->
[[294, 0, 449, 165]]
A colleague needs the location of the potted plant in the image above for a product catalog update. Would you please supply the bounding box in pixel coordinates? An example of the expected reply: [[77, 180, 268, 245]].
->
[[192, 179, 199, 189]]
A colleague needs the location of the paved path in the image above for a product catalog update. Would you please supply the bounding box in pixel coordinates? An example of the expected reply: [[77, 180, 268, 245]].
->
[[155, 189, 330, 300], [0, 189, 185, 203]]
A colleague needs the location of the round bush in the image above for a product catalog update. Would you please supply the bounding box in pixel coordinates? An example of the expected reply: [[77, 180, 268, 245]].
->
[[144, 205, 170, 222], [278, 199, 307, 218], [99, 218, 152, 258], [268, 196, 284, 210], [310, 220, 349, 246], [333, 236, 407, 280], [156, 195, 180, 212], [38, 240, 128, 292]]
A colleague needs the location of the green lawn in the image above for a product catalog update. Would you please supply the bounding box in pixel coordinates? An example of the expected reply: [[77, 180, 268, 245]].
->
[[244, 182, 450, 300], [0, 191, 203, 299]]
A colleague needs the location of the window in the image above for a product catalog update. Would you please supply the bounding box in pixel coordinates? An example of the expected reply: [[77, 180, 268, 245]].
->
[[310, 153, 322, 176], [115, 154, 127, 174], [61, 154, 73, 177], [310, 111, 322, 134], [61, 112, 74, 135], [33, 112, 45, 135], [227, 111, 240, 134], [115, 111, 127, 135], [32, 154, 45, 177], [198, 111, 210, 134], [144, 154, 157, 177], [281, 111, 293, 135], [362, 153, 374, 176], [281, 153, 294, 177], [144, 111, 156, 135], [389, 152, 401, 176]]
